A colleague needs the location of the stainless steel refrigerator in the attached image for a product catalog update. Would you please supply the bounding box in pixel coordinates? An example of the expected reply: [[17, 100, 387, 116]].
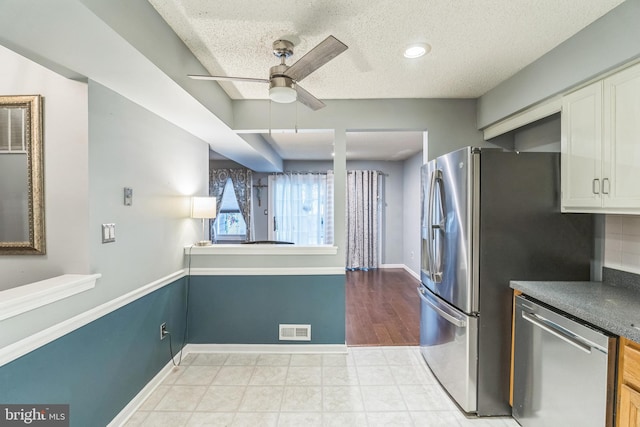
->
[[419, 147, 593, 416]]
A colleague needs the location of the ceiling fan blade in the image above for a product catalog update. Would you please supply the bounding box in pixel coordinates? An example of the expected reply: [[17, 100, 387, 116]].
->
[[285, 35, 348, 82], [188, 74, 269, 84], [295, 84, 326, 111]]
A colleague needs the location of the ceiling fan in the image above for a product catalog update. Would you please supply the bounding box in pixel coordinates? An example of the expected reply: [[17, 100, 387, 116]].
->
[[188, 35, 348, 111]]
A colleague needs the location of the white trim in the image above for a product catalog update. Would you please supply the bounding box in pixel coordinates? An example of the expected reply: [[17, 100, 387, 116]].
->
[[379, 264, 420, 280], [107, 351, 183, 427], [0, 270, 186, 368], [184, 343, 348, 354], [0, 274, 101, 322], [483, 96, 562, 140], [379, 264, 405, 269], [189, 267, 346, 276], [186, 244, 338, 256], [403, 266, 420, 281]]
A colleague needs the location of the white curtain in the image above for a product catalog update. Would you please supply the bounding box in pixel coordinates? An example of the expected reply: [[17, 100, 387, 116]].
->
[[346, 170, 380, 269], [271, 172, 332, 245]]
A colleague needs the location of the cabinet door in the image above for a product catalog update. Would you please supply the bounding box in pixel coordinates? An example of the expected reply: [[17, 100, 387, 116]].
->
[[618, 384, 640, 427], [603, 63, 640, 210], [561, 81, 603, 210]]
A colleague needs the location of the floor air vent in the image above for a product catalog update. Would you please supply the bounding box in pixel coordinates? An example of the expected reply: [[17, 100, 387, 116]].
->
[[279, 324, 311, 341]]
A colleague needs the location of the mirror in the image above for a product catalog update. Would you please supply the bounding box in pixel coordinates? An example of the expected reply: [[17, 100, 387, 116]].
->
[[0, 95, 45, 255]]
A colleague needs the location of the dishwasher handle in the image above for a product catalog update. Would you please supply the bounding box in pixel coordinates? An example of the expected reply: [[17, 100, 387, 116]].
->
[[521, 310, 595, 354]]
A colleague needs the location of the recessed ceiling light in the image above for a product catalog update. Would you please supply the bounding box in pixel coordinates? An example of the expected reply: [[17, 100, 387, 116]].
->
[[404, 43, 431, 59]]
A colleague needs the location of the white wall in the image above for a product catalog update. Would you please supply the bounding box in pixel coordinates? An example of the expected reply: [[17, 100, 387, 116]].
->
[[402, 152, 423, 276], [252, 172, 270, 241], [0, 44, 90, 290], [0, 53, 208, 348], [87, 81, 208, 300], [604, 215, 640, 275]]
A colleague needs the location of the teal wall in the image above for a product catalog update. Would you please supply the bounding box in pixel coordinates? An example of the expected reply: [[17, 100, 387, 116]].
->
[[188, 275, 346, 344], [0, 278, 187, 427], [0, 273, 346, 425]]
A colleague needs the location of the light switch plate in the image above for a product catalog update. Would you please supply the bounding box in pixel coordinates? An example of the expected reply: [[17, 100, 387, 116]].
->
[[102, 223, 116, 243], [124, 187, 133, 206]]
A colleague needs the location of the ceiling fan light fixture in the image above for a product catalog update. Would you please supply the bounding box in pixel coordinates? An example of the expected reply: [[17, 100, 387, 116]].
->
[[404, 43, 431, 59], [269, 85, 297, 103]]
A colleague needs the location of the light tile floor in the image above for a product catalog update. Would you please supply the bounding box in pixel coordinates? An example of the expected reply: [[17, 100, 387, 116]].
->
[[123, 347, 519, 427]]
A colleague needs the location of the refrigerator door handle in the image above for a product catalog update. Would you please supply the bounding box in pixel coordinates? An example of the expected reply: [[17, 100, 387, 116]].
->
[[426, 170, 437, 279], [432, 171, 445, 282], [417, 287, 466, 327]]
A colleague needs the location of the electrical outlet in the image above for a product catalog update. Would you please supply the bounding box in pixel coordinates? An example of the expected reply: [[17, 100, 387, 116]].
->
[[160, 322, 168, 340]]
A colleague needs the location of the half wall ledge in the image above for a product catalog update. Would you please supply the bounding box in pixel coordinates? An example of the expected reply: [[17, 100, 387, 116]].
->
[[184, 244, 338, 256], [0, 274, 101, 321]]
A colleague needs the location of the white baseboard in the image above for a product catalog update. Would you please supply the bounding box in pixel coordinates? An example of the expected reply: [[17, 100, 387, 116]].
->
[[378, 263, 420, 281], [184, 343, 348, 354], [107, 350, 184, 427], [379, 263, 404, 269], [403, 266, 420, 281]]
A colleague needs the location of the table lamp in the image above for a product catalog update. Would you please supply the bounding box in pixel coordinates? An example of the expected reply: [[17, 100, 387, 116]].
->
[[191, 196, 217, 246]]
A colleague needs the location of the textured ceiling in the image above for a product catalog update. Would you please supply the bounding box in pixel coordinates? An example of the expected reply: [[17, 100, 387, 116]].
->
[[148, 0, 623, 161], [148, 0, 624, 101]]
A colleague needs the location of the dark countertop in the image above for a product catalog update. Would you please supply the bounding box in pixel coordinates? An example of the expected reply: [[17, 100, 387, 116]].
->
[[511, 269, 640, 342]]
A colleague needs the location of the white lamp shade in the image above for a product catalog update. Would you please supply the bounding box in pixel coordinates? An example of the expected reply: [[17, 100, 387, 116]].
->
[[269, 86, 297, 103], [191, 196, 217, 219]]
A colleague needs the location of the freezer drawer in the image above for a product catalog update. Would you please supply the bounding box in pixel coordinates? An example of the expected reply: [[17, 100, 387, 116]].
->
[[418, 285, 478, 413], [513, 296, 616, 427]]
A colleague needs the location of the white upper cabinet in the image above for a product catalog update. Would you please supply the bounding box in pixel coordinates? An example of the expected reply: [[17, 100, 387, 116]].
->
[[561, 62, 640, 213], [603, 64, 640, 209], [561, 81, 602, 209]]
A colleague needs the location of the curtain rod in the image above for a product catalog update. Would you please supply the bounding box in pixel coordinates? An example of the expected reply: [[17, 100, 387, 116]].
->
[[347, 170, 389, 176], [270, 170, 388, 176], [270, 171, 331, 175]]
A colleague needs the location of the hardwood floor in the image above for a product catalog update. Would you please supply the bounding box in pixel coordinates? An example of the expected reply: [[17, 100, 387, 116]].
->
[[346, 268, 421, 347]]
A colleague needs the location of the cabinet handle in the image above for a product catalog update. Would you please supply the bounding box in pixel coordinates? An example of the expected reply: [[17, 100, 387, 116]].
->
[[602, 178, 610, 195], [592, 178, 600, 194]]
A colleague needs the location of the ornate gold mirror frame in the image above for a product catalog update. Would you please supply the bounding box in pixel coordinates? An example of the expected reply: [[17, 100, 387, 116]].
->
[[0, 95, 45, 255]]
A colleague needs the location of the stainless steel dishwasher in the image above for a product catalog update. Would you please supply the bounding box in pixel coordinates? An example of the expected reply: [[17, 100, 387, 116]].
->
[[513, 295, 617, 427]]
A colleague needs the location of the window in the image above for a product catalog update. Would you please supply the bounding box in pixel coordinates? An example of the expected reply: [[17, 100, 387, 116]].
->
[[269, 172, 334, 245], [213, 178, 247, 241], [0, 107, 26, 153]]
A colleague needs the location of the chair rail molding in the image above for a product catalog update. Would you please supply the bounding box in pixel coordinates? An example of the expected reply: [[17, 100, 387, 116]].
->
[[0, 270, 185, 367], [0, 274, 101, 322]]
